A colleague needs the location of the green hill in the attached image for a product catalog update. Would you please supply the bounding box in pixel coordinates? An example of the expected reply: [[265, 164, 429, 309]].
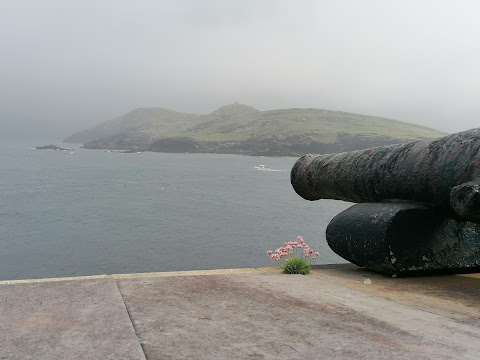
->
[[65, 103, 446, 156], [64, 108, 204, 146]]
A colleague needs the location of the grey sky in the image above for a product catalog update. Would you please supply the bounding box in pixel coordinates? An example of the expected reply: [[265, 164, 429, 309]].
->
[[1, 0, 479, 139]]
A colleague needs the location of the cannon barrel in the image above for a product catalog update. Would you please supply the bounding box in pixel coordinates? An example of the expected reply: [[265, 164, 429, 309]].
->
[[291, 128, 480, 222]]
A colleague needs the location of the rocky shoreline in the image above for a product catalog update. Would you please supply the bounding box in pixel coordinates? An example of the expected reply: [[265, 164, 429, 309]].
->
[[36, 144, 71, 151], [82, 133, 407, 157]]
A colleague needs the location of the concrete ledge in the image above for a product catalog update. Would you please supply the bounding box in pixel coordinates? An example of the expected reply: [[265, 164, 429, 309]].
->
[[0, 278, 145, 360], [0, 264, 358, 285], [2, 264, 480, 359], [112, 267, 263, 278], [0, 267, 270, 285], [0, 274, 111, 285]]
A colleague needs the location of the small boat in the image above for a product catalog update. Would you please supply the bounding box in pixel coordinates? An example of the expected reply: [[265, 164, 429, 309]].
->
[[254, 165, 271, 171]]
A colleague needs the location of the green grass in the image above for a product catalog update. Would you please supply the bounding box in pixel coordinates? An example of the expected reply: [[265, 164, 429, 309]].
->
[[66, 103, 447, 145], [282, 258, 311, 275], [181, 108, 445, 142]]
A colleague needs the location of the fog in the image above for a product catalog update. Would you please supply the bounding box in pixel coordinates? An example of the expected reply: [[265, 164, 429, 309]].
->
[[1, 0, 480, 139]]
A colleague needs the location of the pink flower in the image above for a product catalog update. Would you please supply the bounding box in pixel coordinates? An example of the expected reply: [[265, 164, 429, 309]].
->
[[268, 236, 319, 269]]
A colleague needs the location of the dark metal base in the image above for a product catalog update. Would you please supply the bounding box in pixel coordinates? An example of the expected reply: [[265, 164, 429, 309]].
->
[[326, 202, 480, 276]]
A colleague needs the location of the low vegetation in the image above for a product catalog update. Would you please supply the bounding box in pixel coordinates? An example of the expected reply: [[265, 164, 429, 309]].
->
[[65, 103, 446, 156]]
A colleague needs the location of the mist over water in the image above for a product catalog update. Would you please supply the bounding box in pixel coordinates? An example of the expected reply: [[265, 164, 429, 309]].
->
[[0, 141, 350, 280]]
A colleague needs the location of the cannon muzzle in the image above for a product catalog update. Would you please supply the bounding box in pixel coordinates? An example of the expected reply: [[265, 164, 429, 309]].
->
[[291, 128, 480, 222]]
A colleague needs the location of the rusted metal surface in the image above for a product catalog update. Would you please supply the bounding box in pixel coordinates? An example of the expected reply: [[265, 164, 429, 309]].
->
[[291, 128, 480, 222], [326, 202, 480, 275]]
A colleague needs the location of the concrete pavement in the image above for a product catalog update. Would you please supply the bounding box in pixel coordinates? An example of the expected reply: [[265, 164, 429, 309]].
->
[[1, 265, 480, 359], [0, 277, 144, 360]]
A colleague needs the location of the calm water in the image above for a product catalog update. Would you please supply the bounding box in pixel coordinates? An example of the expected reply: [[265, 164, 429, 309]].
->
[[0, 140, 351, 280]]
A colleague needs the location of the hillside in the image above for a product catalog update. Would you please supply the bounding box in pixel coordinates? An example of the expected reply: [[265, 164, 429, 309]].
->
[[64, 108, 204, 148], [65, 103, 446, 156]]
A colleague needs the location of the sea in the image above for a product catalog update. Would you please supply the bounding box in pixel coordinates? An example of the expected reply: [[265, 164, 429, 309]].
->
[[0, 139, 351, 280]]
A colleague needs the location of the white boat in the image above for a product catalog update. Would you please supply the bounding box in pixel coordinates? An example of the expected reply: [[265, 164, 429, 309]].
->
[[254, 165, 271, 171]]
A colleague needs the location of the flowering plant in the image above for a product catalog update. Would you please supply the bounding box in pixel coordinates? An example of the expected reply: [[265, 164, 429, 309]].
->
[[267, 236, 319, 275]]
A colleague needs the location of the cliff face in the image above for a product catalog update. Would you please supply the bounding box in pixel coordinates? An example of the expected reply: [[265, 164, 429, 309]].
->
[[64, 108, 205, 144], [66, 103, 446, 156], [148, 134, 407, 157]]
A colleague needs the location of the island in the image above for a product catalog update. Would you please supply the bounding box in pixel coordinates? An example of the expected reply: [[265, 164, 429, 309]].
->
[[64, 103, 446, 156], [36, 144, 71, 151]]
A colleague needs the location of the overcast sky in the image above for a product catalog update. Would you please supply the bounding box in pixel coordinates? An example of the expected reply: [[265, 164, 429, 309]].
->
[[1, 0, 480, 139]]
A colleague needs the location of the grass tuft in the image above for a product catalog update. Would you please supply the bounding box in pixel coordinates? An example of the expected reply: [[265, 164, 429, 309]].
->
[[282, 258, 311, 275]]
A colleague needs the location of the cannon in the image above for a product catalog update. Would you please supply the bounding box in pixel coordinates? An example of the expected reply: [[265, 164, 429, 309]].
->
[[291, 128, 480, 275]]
